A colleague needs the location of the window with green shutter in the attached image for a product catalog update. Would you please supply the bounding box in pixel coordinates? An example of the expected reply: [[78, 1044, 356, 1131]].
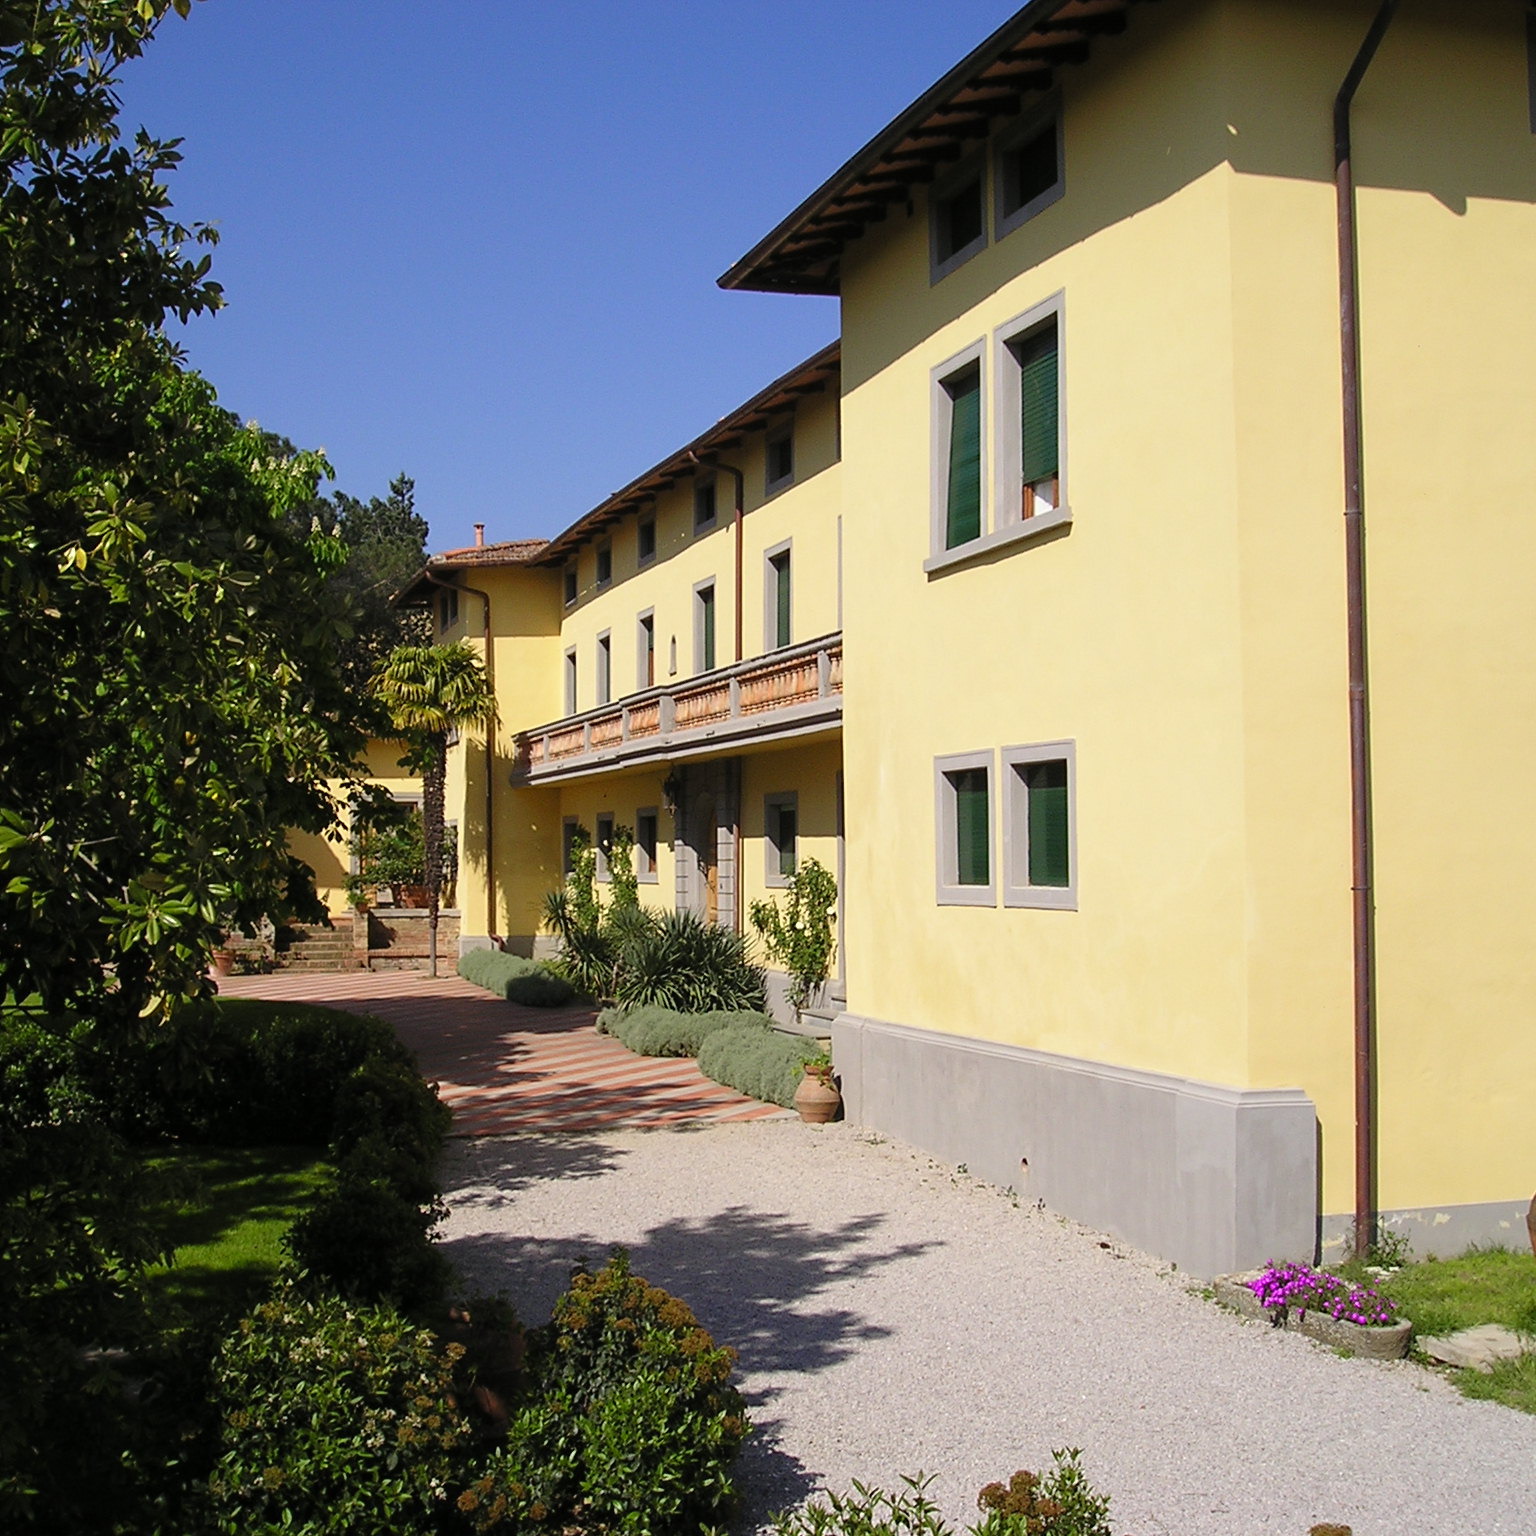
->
[[696, 583, 716, 672], [944, 365, 982, 548], [771, 550, 791, 648], [1004, 743, 1076, 909], [1023, 760, 1069, 887], [1018, 324, 1059, 487], [951, 768, 989, 886]]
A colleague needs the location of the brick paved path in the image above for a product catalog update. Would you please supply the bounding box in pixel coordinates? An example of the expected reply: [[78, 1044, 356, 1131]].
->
[[215, 969, 790, 1136]]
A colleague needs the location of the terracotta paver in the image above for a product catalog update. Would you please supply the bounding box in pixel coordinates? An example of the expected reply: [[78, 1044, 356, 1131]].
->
[[215, 968, 791, 1135]]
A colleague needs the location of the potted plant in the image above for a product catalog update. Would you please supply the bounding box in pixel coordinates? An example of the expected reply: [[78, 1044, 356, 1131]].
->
[[793, 1049, 841, 1124]]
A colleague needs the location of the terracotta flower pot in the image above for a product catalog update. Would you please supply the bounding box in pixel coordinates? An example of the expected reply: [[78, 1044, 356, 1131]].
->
[[794, 1066, 841, 1124], [211, 949, 235, 978]]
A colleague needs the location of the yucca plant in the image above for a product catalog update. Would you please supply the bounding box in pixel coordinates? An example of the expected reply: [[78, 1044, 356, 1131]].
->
[[613, 910, 765, 1014]]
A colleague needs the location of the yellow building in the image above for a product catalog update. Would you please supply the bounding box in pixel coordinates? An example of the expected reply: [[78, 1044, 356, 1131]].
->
[[384, 0, 1536, 1275]]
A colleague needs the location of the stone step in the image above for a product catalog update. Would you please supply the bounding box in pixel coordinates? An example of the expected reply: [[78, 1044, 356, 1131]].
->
[[275, 957, 367, 973]]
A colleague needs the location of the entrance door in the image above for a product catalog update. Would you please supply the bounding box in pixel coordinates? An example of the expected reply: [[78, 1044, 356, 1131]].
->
[[699, 807, 718, 924]]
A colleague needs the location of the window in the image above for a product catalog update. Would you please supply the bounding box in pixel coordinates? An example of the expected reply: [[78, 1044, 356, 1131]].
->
[[932, 347, 985, 553], [997, 296, 1066, 528], [635, 807, 659, 883], [595, 543, 613, 589], [637, 517, 657, 565], [637, 610, 656, 690], [935, 751, 995, 906], [595, 812, 614, 882], [765, 542, 792, 650], [1003, 742, 1076, 909], [996, 100, 1064, 238], [436, 586, 459, 634], [931, 159, 987, 281], [562, 816, 580, 877], [694, 477, 717, 533], [564, 647, 577, 715], [595, 631, 611, 706], [563, 567, 577, 607], [694, 580, 716, 673], [764, 792, 798, 886], [765, 423, 794, 495]]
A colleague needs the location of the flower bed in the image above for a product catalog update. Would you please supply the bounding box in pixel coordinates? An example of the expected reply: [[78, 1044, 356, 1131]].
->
[[1212, 1263, 1413, 1360]]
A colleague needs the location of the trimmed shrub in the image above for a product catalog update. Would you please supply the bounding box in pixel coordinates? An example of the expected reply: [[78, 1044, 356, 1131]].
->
[[697, 1022, 818, 1108], [458, 949, 574, 1007], [605, 1005, 773, 1059], [460, 1250, 748, 1536], [612, 910, 765, 1014], [206, 1282, 472, 1536]]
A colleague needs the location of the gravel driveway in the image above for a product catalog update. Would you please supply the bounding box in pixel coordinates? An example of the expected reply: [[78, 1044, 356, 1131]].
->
[[440, 1119, 1536, 1536]]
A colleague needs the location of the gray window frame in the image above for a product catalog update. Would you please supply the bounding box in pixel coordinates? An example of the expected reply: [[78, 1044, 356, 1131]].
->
[[437, 586, 459, 635], [693, 475, 718, 534], [594, 812, 614, 883], [563, 646, 577, 716], [636, 608, 656, 691], [595, 630, 612, 706], [764, 420, 795, 496], [993, 290, 1070, 538], [635, 806, 659, 884], [1002, 739, 1077, 910], [935, 749, 996, 907], [994, 95, 1065, 240], [595, 542, 613, 590], [561, 816, 580, 877], [637, 515, 657, 567], [763, 538, 793, 651], [693, 578, 717, 675], [563, 566, 577, 608], [929, 151, 989, 284], [763, 791, 798, 888], [928, 339, 988, 564]]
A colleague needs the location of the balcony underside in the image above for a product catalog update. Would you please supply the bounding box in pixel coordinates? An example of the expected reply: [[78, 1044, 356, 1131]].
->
[[512, 634, 842, 786]]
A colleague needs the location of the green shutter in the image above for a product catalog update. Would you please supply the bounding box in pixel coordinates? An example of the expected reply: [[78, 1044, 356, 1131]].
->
[[945, 370, 982, 548], [700, 587, 716, 671], [953, 769, 990, 886], [1018, 325, 1059, 486], [777, 805, 797, 878], [1025, 759, 1069, 887], [775, 555, 792, 647]]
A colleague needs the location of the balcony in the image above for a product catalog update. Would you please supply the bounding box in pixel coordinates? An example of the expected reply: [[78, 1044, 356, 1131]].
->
[[513, 633, 842, 783]]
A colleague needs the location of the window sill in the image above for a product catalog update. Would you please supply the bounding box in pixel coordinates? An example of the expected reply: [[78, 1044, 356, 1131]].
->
[[936, 884, 996, 908], [1003, 886, 1077, 911], [924, 504, 1071, 576]]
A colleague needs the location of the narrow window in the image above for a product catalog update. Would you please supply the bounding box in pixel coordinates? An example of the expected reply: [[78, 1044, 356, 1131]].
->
[[563, 567, 577, 607], [1016, 322, 1059, 519], [694, 477, 717, 533], [562, 817, 580, 877], [637, 611, 655, 690], [765, 424, 794, 495], [936, 751, 995, 906], [765, 793, 798, 885], [765, 543, 792, 650], [635, 808, 659, 882], [695, 582, 716, 673], [943, 363, 983, 549], [934, 175, 985, 274], [595, 544, 613, 588], [596, 632, 611, 706], [1003, 742, 1076, 909], [437, 586, 459, 634], [595, 812, 614, 882], [637, 517, 657, 565], [564, 647, 577, 715], [997, 104, 1064, 237]]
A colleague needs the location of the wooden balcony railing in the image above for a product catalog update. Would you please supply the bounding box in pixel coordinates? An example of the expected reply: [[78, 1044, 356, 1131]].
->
[[515, 633, 842, 780]]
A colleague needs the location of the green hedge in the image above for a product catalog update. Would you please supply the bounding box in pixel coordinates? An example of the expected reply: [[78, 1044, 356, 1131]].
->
[[696, 1022, 819, 1109], [601, 1005, 773, 1059], [458, 949, 575, 1007]]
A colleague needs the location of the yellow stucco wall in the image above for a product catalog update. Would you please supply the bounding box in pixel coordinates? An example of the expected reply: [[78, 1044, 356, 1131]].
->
[[836, 0, 1536, 1220]]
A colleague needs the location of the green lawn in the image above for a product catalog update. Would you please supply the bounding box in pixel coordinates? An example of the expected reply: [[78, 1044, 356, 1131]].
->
[[1341, 1245, 1536, 1414], [142, 1144, 329, 1320]]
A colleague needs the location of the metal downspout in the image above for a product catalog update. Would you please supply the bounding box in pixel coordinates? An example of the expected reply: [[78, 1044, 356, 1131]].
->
[[1334, 0, 1398, 1260], [422, 567, 499, 952]]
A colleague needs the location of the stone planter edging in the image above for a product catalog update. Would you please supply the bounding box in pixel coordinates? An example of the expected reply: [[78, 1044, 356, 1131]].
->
[[1212, 1271, 1413, 1360]]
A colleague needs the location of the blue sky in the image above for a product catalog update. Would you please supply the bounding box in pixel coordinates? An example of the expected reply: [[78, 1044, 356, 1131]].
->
[[116, 1, 1021, 548]]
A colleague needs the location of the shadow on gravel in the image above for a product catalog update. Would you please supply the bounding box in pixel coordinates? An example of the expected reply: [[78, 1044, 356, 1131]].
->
[[444, 1133, 627, 1199]]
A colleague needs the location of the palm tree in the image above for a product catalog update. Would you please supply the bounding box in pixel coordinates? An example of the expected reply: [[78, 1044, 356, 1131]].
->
[[372, 642, 496, 976]]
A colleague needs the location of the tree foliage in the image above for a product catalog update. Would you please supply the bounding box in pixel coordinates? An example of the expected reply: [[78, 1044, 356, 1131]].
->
[[0, 0, 366, 1025]]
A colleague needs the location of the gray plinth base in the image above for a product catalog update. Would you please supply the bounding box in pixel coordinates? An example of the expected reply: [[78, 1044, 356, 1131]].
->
[[831, 1012, 1317, 1278]]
